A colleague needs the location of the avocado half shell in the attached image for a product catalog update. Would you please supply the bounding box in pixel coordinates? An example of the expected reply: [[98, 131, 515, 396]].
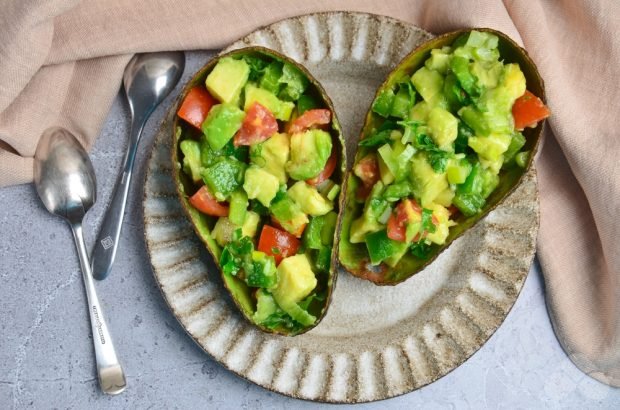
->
[[338, 28, 546, 285], [172, 47, 346, 336]]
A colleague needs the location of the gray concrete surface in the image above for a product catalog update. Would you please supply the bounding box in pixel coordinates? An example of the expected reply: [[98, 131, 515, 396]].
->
[[1, 51, 618, 409]]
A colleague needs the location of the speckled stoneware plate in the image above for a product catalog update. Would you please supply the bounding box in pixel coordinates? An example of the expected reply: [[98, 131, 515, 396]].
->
[[143, 12, 539, 403]]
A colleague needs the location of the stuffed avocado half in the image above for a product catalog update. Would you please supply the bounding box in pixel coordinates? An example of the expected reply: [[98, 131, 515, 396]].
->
[[339, 29, 549, 285], [173, 47, 345, 335]]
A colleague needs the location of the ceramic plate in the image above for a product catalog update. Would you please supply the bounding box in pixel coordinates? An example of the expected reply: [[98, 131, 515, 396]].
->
[[143, 12, 538, 403]]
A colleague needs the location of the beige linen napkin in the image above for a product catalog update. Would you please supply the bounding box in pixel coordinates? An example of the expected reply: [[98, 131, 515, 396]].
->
[[1, 0, 618, 387]]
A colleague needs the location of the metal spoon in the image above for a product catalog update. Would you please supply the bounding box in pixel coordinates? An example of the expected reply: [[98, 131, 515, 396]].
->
[[92, 51, 185, 280], [34, 127, 127, 395]]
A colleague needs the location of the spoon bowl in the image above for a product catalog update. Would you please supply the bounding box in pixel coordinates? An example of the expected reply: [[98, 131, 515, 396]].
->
[[92, 51, 185, 280], [34, 127, 127, 395], [34, 128, 96, 222]]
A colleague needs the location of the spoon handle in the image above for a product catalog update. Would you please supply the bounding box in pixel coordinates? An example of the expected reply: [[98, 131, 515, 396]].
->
[[71, 222, 127, 395], [91, 118, 146, 280]]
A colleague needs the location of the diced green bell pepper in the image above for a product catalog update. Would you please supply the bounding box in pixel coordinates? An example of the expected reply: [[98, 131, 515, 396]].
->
[[315, 246, 331, 272], [303, 216, 324, 250], [450, 56, 479, 97], [365, 229, 408, 265], [259, 61, 283, 94], [229, 190, 248, 226], [297, 94, 319, 115], [320, 211, 338, 246], [372, 89, 395, 118], [202, 158, 246, 201]]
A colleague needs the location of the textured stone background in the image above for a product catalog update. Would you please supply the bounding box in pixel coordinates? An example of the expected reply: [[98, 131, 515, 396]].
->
[[0, 51, 617, 409]]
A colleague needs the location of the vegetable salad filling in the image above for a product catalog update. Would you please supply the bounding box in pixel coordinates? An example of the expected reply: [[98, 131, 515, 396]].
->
[[349, 30, 550, 268], [176, 51, 341, 333]]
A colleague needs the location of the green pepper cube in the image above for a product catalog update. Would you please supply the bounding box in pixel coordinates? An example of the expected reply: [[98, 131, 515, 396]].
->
[[202, 104, 246, 151], [297, 94, 319, 115], [371, 89, 395, 118], [259, 61, 283, 94], [202, 158, 246, 201], [278, 63, 309, 102], [315, 246, 332, 272], [229, 190, 248, 226], [365, 229, 407, 265], [320, 211, 338, 246], [303, 216, 324, 250], [205, 57, 250, 103]]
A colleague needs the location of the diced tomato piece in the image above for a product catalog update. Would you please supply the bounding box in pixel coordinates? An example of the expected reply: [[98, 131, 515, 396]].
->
[[386, 199, 433, 243], [257, 225, 301, 265], [512, 90, 551, 131], [288, 109, 331, 134], [234, 102, 278, 146], [354, 154, 380, 187], [177, 86, 217, 130], [306, 148, 337, 186], [189, 186, 229, 217], [353, 154, 380, 199]]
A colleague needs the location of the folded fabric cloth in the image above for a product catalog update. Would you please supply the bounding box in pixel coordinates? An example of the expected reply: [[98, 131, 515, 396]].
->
[[1, 0, 618, 387]]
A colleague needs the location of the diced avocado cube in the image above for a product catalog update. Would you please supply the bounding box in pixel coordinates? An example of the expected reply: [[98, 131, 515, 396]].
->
[[272, 254, 317, 305], [411, 67, 444, 105], [468, 133, 512, 162], [446, 158, 472, 185], [500, 64, 526, 102], [471, 60, 503, 89], [179, 139, 202, 183], [365, 230, 408, 265], [243, 166, 279, 207], [244, 83, 294, 121], [287, 181, 333, 216], [349, 182, 387, 243], [424, 48, 451, 74], [250, 133, 290, 184], [427, 107, 458, 151], [410, 152, 449, 207], [241, 210, 260, 238], [229, 190, 248, 226], [205, 57, 250, 103], [286, 129, 332, 181], [202, 104, 246, 151], [425, 204, 454, 245], [202, 158, 246, 201], [270, 196, 309, 237], [253, 289, 278, 323], [212, 217, 236, 247], [410, 101, 431, 122]]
